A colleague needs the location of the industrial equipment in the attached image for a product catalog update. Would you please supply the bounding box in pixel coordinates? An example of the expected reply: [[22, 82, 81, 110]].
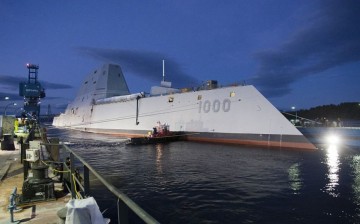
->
[[21, 140, 55, 203], [19, 64, 45, 118]]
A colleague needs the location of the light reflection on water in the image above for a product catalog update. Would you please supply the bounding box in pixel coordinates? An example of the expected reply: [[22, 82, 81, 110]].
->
[[288, 163, 302, 193], [352, 155, 360, 207], [156, 144, 164, 175], [324, 145, 340, 197]]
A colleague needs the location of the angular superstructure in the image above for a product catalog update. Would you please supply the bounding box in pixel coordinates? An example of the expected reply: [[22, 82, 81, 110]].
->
[[53, 64, 316, 150]]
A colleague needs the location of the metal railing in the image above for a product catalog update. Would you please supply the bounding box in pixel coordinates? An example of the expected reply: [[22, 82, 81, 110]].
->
[[45, 143, 160, 224], [17, 125, 159, 223]]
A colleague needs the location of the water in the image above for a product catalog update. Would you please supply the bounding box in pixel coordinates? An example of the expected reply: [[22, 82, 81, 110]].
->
[[46, 126, 360, 223]]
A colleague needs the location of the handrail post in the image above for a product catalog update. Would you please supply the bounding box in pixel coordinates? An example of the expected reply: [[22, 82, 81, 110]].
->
[[84, 165, 90, 196], [70, 153, 76, 198], [22, 142, 30, 180], [20, 138, 25, 164]]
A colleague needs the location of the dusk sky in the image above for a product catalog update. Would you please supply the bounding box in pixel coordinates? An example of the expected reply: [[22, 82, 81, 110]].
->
[[1, 0, 359, 115]]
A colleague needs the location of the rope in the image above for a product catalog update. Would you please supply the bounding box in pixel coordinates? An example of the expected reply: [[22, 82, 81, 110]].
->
[[41, 160, 81, 198], [72, 173, 82, 199], [41, 160, 70, 173]]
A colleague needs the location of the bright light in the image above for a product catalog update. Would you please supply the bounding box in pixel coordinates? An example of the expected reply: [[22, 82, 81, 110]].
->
[[325, 144, 340, 197], [326, 134, 340, 145]]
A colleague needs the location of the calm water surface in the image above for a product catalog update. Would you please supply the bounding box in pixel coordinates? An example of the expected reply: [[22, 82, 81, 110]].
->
[[46, 126, 360, 223]]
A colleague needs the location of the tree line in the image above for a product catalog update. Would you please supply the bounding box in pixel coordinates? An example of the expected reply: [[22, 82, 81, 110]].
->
[[294, 102, 360, 121], [283, 102, 360, 127]]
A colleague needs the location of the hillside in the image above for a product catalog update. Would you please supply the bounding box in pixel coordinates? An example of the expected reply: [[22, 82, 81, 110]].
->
[[284, 102, 360, 127]]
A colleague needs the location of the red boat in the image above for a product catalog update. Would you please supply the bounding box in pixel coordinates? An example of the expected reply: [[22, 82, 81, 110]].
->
[[126, 122, 185, 145]]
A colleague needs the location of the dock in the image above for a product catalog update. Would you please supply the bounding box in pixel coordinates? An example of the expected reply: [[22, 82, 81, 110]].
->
[[0, 148, 71, 223], [0, 126, 159, 224]]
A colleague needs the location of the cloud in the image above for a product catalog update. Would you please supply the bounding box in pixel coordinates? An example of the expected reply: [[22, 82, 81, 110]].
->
[[0, 74, 73, 91], [41, 81, 72, 90], [0, 75, 26, 91], [77, 47, 200, 87], [251, 0, 360, 97]]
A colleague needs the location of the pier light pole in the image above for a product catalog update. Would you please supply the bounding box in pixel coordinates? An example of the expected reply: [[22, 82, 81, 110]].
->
[[14, 107, 24, 116], [291, 106, 297, 125], [4, 103, 17, 115]]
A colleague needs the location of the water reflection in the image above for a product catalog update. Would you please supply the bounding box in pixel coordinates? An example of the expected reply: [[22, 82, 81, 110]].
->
[[156, 144, 164, 174], [324, 145, 340, 197], [48, 126, 360, 223], [288, 163, 302, 194], [351, 155, 360, 206]]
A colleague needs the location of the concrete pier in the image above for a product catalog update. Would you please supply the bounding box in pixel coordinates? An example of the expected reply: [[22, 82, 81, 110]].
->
[[0, 148, 71, 224]]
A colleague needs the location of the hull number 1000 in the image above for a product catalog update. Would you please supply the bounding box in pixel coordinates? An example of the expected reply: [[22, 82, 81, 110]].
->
[[198, 99, 231, 113]]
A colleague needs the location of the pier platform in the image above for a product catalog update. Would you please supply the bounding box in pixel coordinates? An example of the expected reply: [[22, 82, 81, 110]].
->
[[0, 148, 70, 224]]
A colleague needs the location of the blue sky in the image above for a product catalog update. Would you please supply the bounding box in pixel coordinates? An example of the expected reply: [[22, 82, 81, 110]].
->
[[0, 0, 359, 115]]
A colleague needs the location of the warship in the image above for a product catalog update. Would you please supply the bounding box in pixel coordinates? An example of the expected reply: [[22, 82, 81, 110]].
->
[[53, 64, 316, 150]]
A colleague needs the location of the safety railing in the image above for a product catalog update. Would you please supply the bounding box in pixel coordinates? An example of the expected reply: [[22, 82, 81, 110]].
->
[[42, 143, 159, 224], [18, 125, 159, 223]]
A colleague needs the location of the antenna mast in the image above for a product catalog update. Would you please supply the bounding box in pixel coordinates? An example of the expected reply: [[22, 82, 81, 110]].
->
[[159, 59, 172, 88], [162, 59, 165, 82]]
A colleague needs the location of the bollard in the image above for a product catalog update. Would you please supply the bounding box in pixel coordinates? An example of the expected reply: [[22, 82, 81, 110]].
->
[[1, 134, 15, 150]]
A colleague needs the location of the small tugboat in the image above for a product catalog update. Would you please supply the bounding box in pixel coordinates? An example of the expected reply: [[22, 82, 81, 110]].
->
[[126, 122, 184, 145]]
